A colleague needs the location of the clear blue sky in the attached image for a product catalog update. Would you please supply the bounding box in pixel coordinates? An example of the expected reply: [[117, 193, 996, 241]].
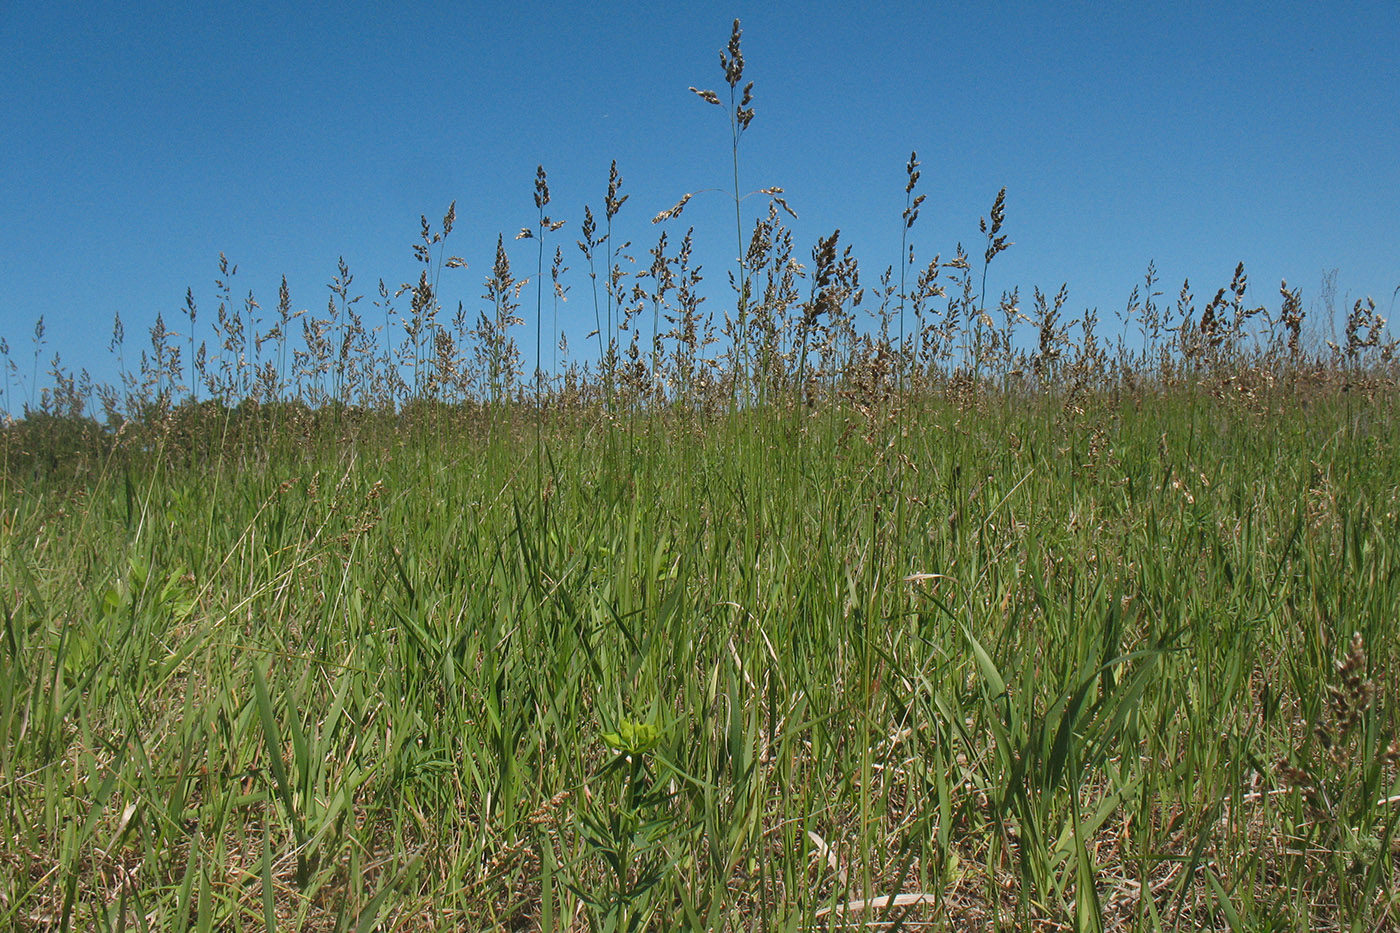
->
[[2, 1, 1397, 407]]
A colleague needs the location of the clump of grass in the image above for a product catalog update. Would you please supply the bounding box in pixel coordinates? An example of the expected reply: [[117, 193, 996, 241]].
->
[[1267, 632, 1400, 922]]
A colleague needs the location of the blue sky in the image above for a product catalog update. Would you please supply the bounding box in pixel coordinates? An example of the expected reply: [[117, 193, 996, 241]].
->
[[1, 1, 1397, 408]]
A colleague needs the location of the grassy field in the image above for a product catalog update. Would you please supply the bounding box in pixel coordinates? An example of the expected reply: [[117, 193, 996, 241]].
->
[[3, 19, 1399, 932], [3, 388, 1398, 931]]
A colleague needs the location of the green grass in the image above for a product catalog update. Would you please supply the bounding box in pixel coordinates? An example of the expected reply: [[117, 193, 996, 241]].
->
[[3, 18, 1398, 930], [2, 390, 1398, 931]]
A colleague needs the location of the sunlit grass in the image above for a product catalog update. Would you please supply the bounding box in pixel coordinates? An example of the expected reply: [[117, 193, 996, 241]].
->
[[2, 17, 1398, 931], [2, 391, 1398, 930]]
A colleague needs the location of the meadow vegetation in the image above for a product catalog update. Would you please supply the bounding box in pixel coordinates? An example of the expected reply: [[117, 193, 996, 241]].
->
[[2, 20, 1399, 932]]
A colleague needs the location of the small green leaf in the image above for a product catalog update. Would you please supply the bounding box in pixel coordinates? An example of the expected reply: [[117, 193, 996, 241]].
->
[[601, 719, 663, 756]]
